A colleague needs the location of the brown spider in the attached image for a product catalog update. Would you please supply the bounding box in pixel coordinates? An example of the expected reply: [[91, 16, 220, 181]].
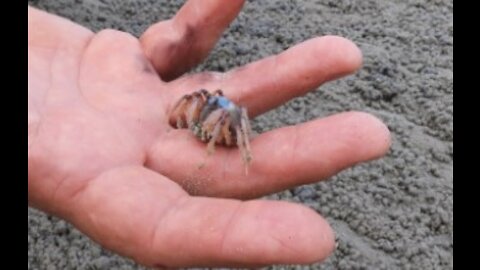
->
[[169, 89, 252, 172]]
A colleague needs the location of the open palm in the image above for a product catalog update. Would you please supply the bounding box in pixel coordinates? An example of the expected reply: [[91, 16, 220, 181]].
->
[[28, 1, 390, 268]]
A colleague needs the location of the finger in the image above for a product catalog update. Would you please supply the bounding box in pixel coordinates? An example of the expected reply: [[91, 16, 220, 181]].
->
[[147, 111, 391, 198], [171, 35, 362, 117], [28, 6, 93, 50], [70, 165, 334, 268], [140, 0, 245, 81]]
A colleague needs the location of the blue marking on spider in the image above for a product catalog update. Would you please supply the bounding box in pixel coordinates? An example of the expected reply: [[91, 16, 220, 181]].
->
[[208, 96, 236, 111], [216, 96, 233, 109]]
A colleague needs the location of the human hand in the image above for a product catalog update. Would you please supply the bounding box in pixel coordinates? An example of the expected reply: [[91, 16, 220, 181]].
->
[[28, 1, 391, 268]]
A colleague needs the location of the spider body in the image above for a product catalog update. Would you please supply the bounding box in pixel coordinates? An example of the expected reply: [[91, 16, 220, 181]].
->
[[169, 89, 252, 168]]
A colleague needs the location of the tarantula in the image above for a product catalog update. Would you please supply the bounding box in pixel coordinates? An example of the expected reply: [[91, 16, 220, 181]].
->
[[168, 89, 252, 170]]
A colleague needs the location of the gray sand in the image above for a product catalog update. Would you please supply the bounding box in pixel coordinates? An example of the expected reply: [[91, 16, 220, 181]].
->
[[28, 0, 453, 269]]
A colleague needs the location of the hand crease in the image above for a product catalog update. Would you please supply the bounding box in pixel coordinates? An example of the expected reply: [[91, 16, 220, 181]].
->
[[270, 234, 302, 255], [76, 35, 95, 105], [219, 202, 243, 254], [284, 125, 300, 184], [148, 195, 189, 256]]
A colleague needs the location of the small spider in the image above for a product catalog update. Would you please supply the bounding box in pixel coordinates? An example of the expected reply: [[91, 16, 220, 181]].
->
[[169, 89, 252, 172]]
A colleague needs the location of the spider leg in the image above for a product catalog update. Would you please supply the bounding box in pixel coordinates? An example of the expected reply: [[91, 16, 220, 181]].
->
[[176, 118, 183, 130], [207, 114, 225, 155], [235, 126, 246, 161], [235, 125, 249, 175], [186, 98, 198, 129], [212, 89, 224, 96], [186, 92, 206, 129], [199, 89, 210, 99], [221, 116, 233, 146], [215, 113, 230, 145], [169, 95, 192, 128], [240, 107, 252, 162], [201, 109, 224, 142]]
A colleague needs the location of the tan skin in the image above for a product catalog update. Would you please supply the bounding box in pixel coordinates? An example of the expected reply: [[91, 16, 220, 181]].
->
[[28, 1, 391, 268]]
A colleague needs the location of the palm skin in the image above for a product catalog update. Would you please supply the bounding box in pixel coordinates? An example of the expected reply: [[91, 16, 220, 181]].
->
[[28, 1, 391, 268]]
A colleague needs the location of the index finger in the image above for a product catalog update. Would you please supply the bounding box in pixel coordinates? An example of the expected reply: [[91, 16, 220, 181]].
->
[[140, 0, 245, 81], [170, 35, 362, 117]]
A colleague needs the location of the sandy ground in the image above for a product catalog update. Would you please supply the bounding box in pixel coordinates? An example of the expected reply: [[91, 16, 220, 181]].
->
[[28, 0, 453, 269]]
